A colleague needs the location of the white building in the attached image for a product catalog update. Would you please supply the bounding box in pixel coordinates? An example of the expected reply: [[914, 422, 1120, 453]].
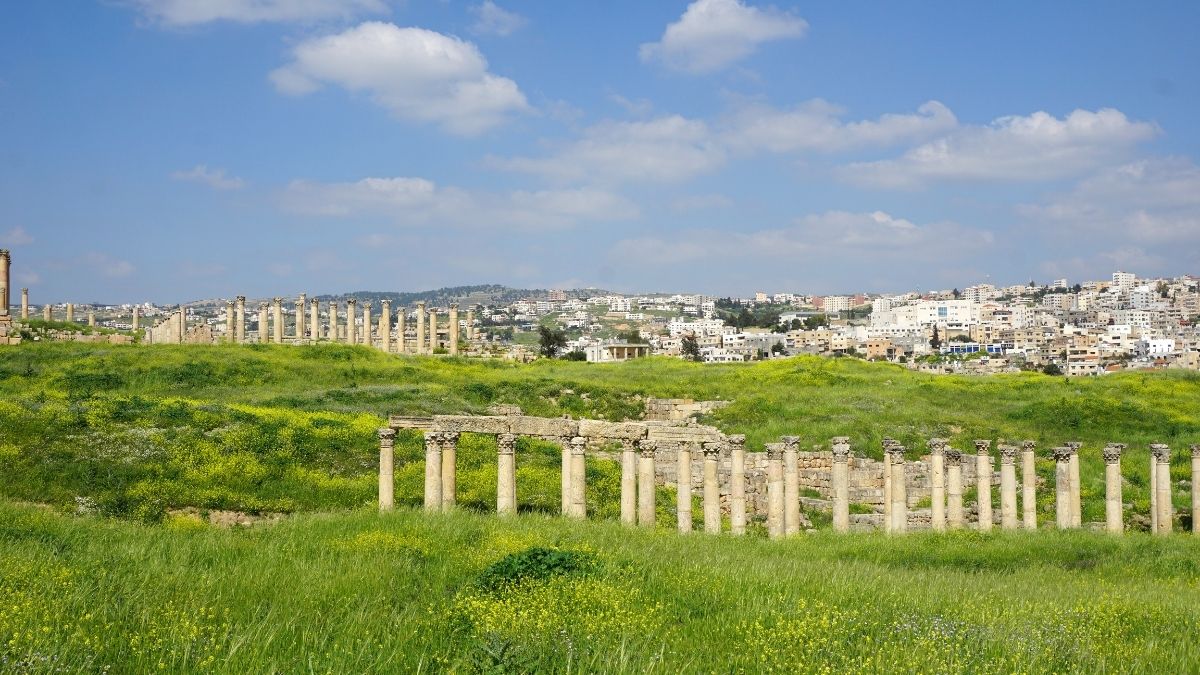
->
[[1113, 271, 1137, 294]]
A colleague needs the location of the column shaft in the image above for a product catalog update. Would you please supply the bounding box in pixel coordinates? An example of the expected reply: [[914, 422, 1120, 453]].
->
[[676, 444, 692, 533], [398, 307, 407, 353], [783, 437, 800, 536], [1192, 445, 1200, 535], [20, 288, 28, 319], [440, 432, 458, 511], [424, 433, 442, 511], [766, 445, 784, 539], [378, 429, 395, 511], [637, 443, 656, 527], [975, 441, 993, 531], [569, 437, 586, 519], [1000, 448, 1017, 530], [1150, 452, 1158, 533], [225, 302, 235, 343], [379, 301, 391, 353], [309, 300, 319, 343], [889, 448, 907, 534], [415, 303, 426, 354], [1104, 445, 1124, 534], [258, 304, 269, 344], [1021, 442, 1037, 529], [882, 449, 893, 533], [947, 451, 964, 529], [620, 442, 637, 525], [497, 434, 517, 515], [272, 299, 283, 344], [929, 441, 946, 532], [1068, 447, 1082, 528], [1153, 445, 1172, 535], [703, 444, 721, 535], [561, 439, 572, 516], [831, 438, 851, 533], [362, 304, 371, 347], [346, 301, 357, 345], [1054, 449, 1071, 529], [428, 310, 437, 353], [729, 436, 747, 535], [235, 297, 246, 344], [449, 304, 459, 355]]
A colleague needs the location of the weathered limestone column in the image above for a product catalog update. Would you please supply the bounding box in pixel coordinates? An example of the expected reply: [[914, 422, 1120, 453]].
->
[[569, 436, 587, 519], [888, 445, 907, 534], [20, 288, 28, 319], [423, 432, 442, 512], [999, 444, 1018, 529], [328, 301, 338, 340], [1104, 443, 1126, 534], [449, 303, 459, 355], [703, 442, 721, 534], [87, 310, 95, 327], [398, 306, 407, 353], [1054, 447, 1071, 529], [0, 250, 9, 316], [975, 440, 993, 531], [620, 440, 637, 525], [1066, 441, 1082, 528], [225, 301, 235, 343], [766, 443, 784, 540], [637, 440, 656, 527], [272, 298, 283, 344], [729, 435, 747, 535], [131, 306, 140, 331], [1021, 440, 1037, 529], [379, 300, 391, 352], [466, 309, 476, 342], [497, 433, 517, 515], [309, 299, 319, 342], [946, 448, 964, 529], [881, 438, 895, 533], [378, 428, 395, 511], [782, 436, 800, 536], [560, 437, 572, 517], [1150, 447, 1158, 533], [415, 302, 426, 354], [176, 307, 185, 343], [928, 438, 947, 532], [297, 294, 306, 339], [362, 302, 372, 347], [440, 431, 459, 511], [1192, 444, 1200, 535], [676, 442, 693, 533], [428, 310, 438, 353], [66, 303, 75, 323], [345, 299, 357, 345], [257, 303, 269, 343], [1151, 443, 1172, 535], [235, 296, 246, 343], [43, 304, 52, 321], [831, 437, 851, 533]]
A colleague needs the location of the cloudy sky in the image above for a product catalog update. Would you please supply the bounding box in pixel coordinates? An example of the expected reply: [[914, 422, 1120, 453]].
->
[[2, 1, 1198, 303]]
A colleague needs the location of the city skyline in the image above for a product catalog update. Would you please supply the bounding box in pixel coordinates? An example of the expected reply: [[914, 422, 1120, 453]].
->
[[2, 1, 1199, 303]]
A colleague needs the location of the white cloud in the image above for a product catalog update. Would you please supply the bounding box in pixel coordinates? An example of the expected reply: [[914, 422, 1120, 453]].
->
[[15, 271, 40, 285], [723, 99, 957, 153], [1, 227, 34, 246], [671, 193, 733, 212], [469, 1, 526, 36], [489, 115, 725, 184], [842, 108, 1158, 188], [639, 0, 807, 74], [127, 0, 386, 26], [281, 176, 639, 230], [609, 93, 654, 117], [171, 164, 246, 190], [84, 252, 135, 278], [270, 22, 530, 135]]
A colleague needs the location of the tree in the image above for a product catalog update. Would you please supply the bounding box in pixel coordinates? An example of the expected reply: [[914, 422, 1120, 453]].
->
[[1042, 362, 1063, 376], [803, 314, 828, 330], [563, 349, 587, 361], [681, 334, 701, 362], [616, 329, 642, 343], [930, 325, 942, 350], [1072, 283, 1082, 293], [952, 288, 962, 299], [770, 342, 785, 355], [537, 325, 567, 358]]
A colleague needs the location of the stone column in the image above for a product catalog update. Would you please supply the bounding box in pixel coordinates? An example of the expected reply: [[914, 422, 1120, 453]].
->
[[345, 299, 357, 345], [225, 301, 235, 343], [362, 302, 372, 347], [888, 445, 907, 534], [620, 440, 637, 525], [398, 307, 407, 353], [928, 438, 947, 532], [257, 303, 269, 343], [378, 428, 395, 511], [1150, 447, 1158, 533], [946, 449, 964, 529], [272, 298, 283, 344], [428, 310, 438, 353], [703, 442, 721, 534], [831, 437, 851, 533], [449, 303, 459, 355], [497, 433, 517, 516], [782, 436, 800, 536], [881, 438, 895, 533], [415, 302, 426, 354], [87, 310, 95, 327], [1104, 443, 1125, 534], [1066, 441, 1082, 528], [1054, 447, 1071, 529], [423, 432, 442, 512], [975, 440, 993, 532], [328, 301, 338, 340], [235, 296, 245, 343], [66, 303, 75, 323], [637, 440, 656, 527], [1151, 443, 1172, 535], [467, 309, 476, 342], [43, 304, 52, 321], [999, 445, 1018, 529], [0, 249, 9, 316], [20, 288, 28, 319], [379, 300, 391, 352], [676, 442, 693, 533], [297, 294, 306, 340], [729, 435, 747, 535], [1021, 440, 1037, 529], [560, 437, 572, 517], [569, 436, 587, 519], [309, 299, 319, 342], [440, 431, 459, 511], [132, 306, 139, 331], [176, 307, 185, 343], [1191, 444, 1200, 535], [766, 443, 784, 539]]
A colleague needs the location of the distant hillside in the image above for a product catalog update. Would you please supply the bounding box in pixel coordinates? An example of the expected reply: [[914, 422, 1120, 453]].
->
[[316, 285, 611, 307]]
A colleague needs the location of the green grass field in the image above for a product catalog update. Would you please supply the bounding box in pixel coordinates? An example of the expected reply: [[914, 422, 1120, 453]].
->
[[1, 343, 1199, 672]]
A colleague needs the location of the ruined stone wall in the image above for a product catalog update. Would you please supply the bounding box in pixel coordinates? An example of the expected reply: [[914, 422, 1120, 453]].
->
[[643, 398, 730, 422]]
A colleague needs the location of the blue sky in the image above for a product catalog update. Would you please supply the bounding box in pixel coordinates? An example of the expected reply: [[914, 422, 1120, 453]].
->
[[2, 1, 1198, 303]]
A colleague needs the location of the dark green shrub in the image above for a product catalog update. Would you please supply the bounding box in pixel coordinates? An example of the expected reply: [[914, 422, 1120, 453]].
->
[[475, 546, 598, 592]]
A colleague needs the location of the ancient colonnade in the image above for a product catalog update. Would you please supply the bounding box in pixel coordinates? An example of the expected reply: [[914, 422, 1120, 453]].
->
[[379, 415, 1200, 537]]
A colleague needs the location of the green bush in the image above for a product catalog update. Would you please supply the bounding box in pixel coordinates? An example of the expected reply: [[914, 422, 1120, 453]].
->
[[475, 546, 598, 592]]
